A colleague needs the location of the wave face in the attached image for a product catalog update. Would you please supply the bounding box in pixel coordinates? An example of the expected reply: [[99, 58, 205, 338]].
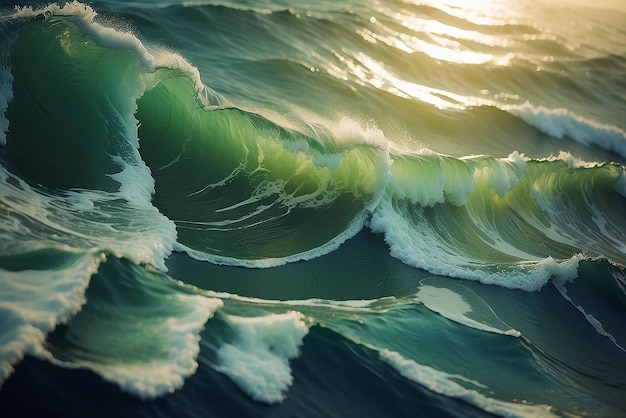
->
[[1, 1, 626, 417]]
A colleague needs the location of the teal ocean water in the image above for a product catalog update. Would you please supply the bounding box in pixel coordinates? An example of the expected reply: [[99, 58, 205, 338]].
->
[[1, 1, 625, 416]]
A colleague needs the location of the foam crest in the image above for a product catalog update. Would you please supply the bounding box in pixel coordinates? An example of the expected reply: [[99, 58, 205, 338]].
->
[[215, 311, 309, 403], [470, 152, 526, 198], [334, 117, 390, 150], [176, 209, 369, 268], [379, 349, 557, 417], [386, 153, 467, 207], [506, 101, 626, 158], [539, 150, 604, 169], [386, 152, 526, 209], [0, 252, 102, 386]]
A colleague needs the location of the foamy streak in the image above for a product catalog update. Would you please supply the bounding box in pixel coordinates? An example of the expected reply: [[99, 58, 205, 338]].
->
[[552, 280, 626, 353], [176, 209, 371, 268], [0, 252, 102, 386], [206, 285, 519, 337], [507, 102, 626, 158], [203, 289, 400, 313], [36, 293, 223, 399], [379, 349, 558, 418], [214, 311, 309, 404]]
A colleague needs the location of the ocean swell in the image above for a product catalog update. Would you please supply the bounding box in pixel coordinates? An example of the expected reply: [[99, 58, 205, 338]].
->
[[1, 3, 626, 415]]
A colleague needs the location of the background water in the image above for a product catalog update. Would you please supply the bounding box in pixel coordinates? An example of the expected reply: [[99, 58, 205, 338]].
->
[[0, 0, 625, 417]]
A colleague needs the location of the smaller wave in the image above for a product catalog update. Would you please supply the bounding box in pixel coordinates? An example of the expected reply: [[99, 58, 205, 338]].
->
[[37, 256, 223, 399], [211, 311, 309, 404], [506, 101, 626, 158], [0, 251, 102, 387], [370, 151, 626, 291]]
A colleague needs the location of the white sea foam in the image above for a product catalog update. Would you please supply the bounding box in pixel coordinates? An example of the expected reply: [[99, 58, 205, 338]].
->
[[0, 252, 102, 386], [416, 284, 521, 337], [214, 311, 309, 404], [379, 348, 557, 417], [0, 161, 176, 272], [506, 101, 626, 158]]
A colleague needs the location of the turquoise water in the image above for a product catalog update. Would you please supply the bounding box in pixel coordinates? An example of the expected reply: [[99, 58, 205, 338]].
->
[[1, 1, 625, 416]]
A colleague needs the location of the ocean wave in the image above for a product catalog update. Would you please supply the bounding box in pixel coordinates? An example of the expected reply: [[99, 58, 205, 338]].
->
[[3, 3, 626, 282], [37, 256, 223, 399], [370, 152, 626, 290], [211, 311, 309, 404], [506, 101, 626, 158], [1, 2, 625, 416], [0, 251, 102, 387]]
